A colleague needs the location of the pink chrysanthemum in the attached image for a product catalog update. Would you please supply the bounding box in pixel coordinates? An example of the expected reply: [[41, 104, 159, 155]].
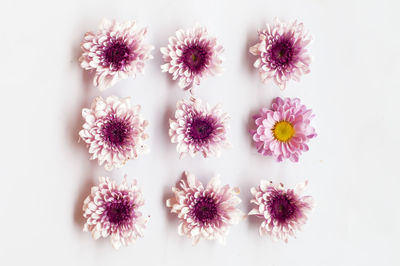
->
[[160, 24, 223, 90], [83, 176, 149, 249], [79, 96, 149, 171], [251, 97, 316, 162], [79, 19, 154, 91], [166, 171, 243, 245], [249, 180, 314, 242], [169, 97, 230, 159], [249, 18, 312, 89]]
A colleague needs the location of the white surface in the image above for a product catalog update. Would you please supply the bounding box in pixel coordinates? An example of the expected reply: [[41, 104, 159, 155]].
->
[[1, 0, 399, 265]]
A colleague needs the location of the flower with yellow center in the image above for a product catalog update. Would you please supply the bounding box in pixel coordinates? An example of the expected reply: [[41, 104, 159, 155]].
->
[[272, 121, 295, 142], [251, 97, 317, 162]]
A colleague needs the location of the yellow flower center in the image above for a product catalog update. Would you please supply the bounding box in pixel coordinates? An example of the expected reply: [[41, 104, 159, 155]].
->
[[272, 121, 295, 142]]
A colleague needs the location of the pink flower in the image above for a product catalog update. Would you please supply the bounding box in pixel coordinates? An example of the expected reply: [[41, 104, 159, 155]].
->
[[166, 171, 243, 245], [160, 24, 223, 90], [249, 18, 312, 89], [83, 176, 149, 249], [250, 97, 316, 162], [249, 180, 314, 242], [169, 97, 230, 159], [79, 96, 149, 171], [79, 19, 154, 91]]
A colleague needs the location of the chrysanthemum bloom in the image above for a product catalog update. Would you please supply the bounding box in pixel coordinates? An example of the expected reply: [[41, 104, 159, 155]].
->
[[160, 24, 223, 90], [80, 19, 154, 90], [249, 18, 312, 89], [166, 171, 243, 245], [169, 97, 230, 159], [251, 97, 316, 162], [249, 180, 314, 242], [79, 96, 149, 171], [83, 176, 149, 249]]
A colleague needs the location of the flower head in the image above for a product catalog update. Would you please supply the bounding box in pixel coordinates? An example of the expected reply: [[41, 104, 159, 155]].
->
[[166, 171, 243, 244], [251, 97, 316, 162], [249, 180, 314, 242], [161, 24, 223, 90], [83, 176, 149, 249], [79, 96, 149, 171], [80, 19, 154, 90], [249, 18, 312, 89], [169, 97, 230, 159]]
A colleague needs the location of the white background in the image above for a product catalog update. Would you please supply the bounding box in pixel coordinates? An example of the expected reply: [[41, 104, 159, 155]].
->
[[1, 0, 399, 265]]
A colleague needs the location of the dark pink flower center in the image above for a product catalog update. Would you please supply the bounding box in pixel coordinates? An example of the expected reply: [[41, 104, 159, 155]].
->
[[192, 196, 218, 224], [103, 39, 131, 70], [106, 199, 134, 225], [102, 117, 130, 147], [269, 38, 294, 68], [181, 44, 210, 73], [189, 118, 214, 141], [268, 193, 295, 222]]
